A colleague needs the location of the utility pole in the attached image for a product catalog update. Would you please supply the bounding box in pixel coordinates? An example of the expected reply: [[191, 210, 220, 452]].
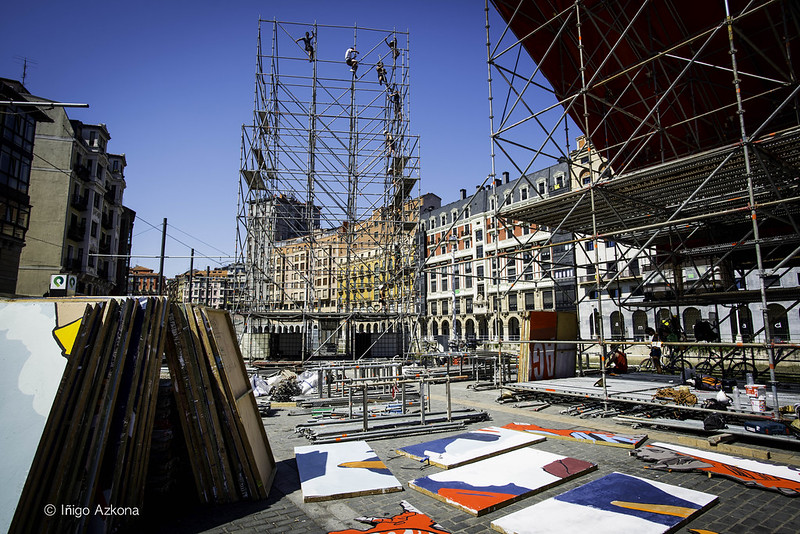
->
[[188, 248, 194, 304], [158, 217, 167, 294]]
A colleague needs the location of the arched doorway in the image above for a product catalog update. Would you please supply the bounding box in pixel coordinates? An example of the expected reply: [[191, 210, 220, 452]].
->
[[432, 321, 439, 337], [767, 304, 789, 341], [590, 310, 601, 339], [465, 319, 475, 338], [610, 311, 625, 339], [478, 318, 489, 339], [633, 310, 648, 341], [508, 317, 520, 340], [441, 321, 450, 337], [683, 307, 701, 340], [737, 305, 754, 342]]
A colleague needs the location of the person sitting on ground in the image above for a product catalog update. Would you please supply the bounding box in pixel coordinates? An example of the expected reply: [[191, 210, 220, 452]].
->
[[607, 348, 628, 374]]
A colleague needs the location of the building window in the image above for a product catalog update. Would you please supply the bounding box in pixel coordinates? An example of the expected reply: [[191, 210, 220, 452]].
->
[[538, 181, 545, 195], [475, 229, 483, 242], [441, 300, 448, 315], [91, 221, 98, 237], [430, 301, 437, 315], [525, 292, 535, 310], [477, 284, 485, 298], [507, 257, 516, 282], [466, 297, 473, 313], [477, 264, 484, 280], [585, 240, 594, 251], [508, 293, 518, 312], [431, 278, 437, 292], [542, 291, 554, 309], [521, 187, 528, 200], [476, 245, 483, 258], [440, 215, 446, 226]]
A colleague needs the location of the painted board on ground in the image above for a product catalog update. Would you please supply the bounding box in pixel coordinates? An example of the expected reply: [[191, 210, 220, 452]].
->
[[502, 421, 646, 448], [295, 441, 402, 502], [0, 300, 88, 533], [409, 446, 596, 516], [490, 471, 717, 534], [328, 500, 451, 534], [396, 426, 545, 468], [633, 441, 800, 496]]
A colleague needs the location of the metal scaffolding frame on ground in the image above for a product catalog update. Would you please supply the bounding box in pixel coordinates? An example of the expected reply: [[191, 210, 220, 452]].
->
[[234, 20, 422, 363], [485, 0, 800, 412]]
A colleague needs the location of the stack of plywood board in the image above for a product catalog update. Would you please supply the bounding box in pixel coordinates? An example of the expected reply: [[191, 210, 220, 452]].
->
[[164, 304, 276, 504], [1, 298, 275, 534]]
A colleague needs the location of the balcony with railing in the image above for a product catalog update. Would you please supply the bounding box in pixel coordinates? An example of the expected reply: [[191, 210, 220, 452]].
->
[[70, 194, 88, 211], [101, 213, 113, 230], [104, 189, 116, 204], [67, 222, 87, 242], [72, 163, 91, 182]]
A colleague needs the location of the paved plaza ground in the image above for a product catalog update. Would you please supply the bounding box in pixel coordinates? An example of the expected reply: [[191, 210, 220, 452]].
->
[[142, 380, 800, 534]]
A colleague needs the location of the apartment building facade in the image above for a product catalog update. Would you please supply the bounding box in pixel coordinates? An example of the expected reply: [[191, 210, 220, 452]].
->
[[17, 107, 134, 296], [0, 78, 52, 294], [421, 165, 576, 346], [172, 264, 245, 309]]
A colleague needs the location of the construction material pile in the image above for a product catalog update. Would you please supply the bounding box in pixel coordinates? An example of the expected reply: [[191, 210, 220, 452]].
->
[[2, 298, 274, 534]]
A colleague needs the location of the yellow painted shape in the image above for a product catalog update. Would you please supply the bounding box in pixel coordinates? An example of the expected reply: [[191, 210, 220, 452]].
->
[[52, 317, 82, 357], [338, 460, 387, 469], [611, 500, 696, 518]]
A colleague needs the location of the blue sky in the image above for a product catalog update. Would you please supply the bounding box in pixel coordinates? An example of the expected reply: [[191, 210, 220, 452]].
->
[[1, 1, 505, 276]]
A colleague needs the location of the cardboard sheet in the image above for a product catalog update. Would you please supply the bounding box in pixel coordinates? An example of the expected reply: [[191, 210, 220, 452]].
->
[[296, 441, 402, 502], [396, 426, 545, 468], [409, 447, 595, 516], [491, 472, 717, 534]]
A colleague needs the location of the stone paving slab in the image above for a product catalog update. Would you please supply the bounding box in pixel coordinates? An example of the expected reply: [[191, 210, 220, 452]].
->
[[137, 381, 800, 534]]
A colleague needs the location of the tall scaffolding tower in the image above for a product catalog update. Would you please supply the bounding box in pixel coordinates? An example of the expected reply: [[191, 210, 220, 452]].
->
[[486, 0, 800, 407], [235, 20, 421, 362]]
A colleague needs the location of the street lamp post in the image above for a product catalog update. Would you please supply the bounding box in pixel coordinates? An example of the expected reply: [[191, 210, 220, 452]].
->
[[450, 235, 458, 350]]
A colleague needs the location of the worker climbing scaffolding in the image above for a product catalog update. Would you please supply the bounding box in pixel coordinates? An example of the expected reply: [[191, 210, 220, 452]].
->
[[295, 30, 315, 61], [345, 47, 359, 74]]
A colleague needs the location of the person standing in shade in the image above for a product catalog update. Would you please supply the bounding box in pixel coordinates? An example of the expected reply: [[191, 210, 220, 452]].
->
[[646, 327, 663, 373]]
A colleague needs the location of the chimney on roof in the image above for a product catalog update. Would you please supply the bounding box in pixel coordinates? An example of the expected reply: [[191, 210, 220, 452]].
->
[[494, 178, 501, 187], [503, 171, 510, 183], [476, 185, 483, 191], [460, 188, 467, 200]]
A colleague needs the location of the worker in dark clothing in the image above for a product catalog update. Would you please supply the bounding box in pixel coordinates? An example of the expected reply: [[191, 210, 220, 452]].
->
[[376, 60, 387, 86], [296, 31, 315, 61], [385, 36, 400, 61], [389, 85, 402, 120]]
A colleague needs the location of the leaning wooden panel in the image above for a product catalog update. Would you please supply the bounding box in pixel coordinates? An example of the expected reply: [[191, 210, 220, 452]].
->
[[192, 306, 260, 499], [164, 303, 221, 502], [180, 304, 238, 502], [200, 307, 276, 497], [0, 300, 80, 533], [163, 308, 212, 502]]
